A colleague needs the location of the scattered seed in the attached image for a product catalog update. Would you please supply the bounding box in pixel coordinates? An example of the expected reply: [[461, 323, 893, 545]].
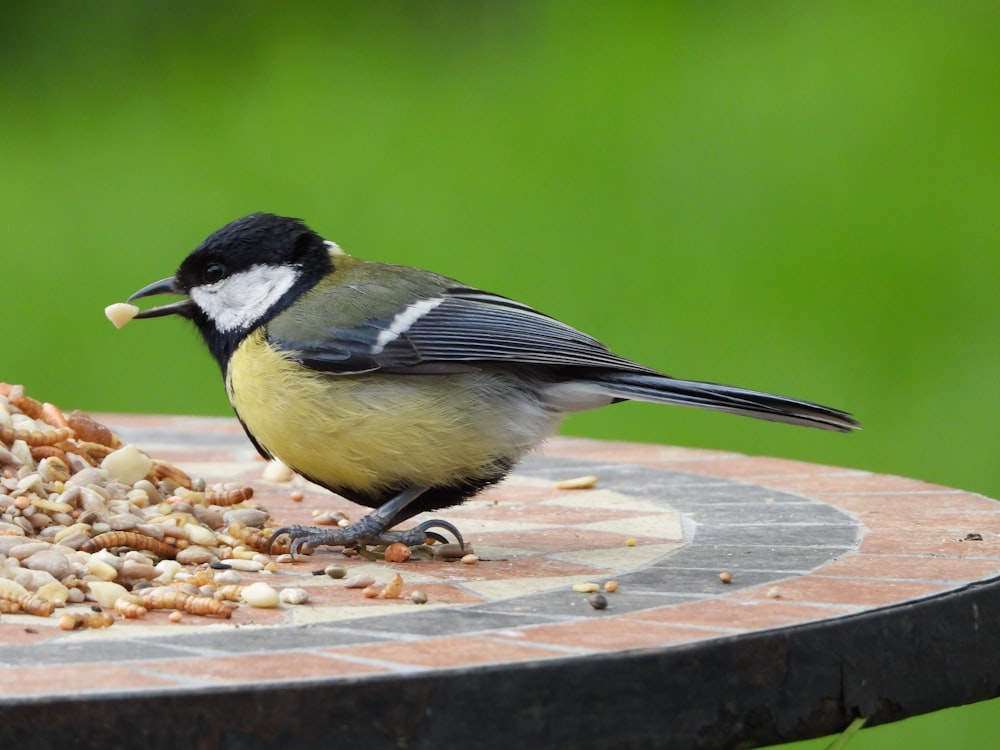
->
[[766, 587, 782, 599], [104, 302, 140, 328], [226, 558, 265, 572], [362, 585, 379, 599], [588, 594, 608, 610], [555, 475, 599, 490], [278, 587, 309, 605], [572, 582, 600, 593], [625, 538, 637, 547], [383, 542, 412, 563], [241, 581, 280, 608], [719, 572, 733, 584], [460, 553, 479, 565], [603, 581, 619, 593], [261, 459, 294, 483], [343, 574, 375, 589], [411, 590, 428, 605], [379, 573, 404, 599]]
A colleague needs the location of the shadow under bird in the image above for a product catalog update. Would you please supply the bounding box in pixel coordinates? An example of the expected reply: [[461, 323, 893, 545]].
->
[[124, 213, 859, 553]]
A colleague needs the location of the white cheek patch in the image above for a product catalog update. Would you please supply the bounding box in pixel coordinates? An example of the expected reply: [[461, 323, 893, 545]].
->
[[191, 264, 299, 333], [372, 297, 445, 353]]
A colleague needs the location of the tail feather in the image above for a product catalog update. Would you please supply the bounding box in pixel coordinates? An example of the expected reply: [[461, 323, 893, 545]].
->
[[591, 372, 859, 433]]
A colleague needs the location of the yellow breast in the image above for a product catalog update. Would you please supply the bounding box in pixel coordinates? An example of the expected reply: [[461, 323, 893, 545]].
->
[[226, 331, 559, 499]]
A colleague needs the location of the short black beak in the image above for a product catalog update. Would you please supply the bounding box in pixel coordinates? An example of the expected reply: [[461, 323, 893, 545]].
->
[[128, 277, 195, 319]]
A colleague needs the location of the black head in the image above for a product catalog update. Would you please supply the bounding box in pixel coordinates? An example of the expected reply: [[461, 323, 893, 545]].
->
[[128, 213, 335, 367]]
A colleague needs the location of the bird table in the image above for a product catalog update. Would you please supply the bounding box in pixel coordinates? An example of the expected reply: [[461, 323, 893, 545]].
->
[[2, 415, 999, 750]]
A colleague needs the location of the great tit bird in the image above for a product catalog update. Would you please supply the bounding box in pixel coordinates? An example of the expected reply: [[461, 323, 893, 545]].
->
[[126, 212, 858, 553]]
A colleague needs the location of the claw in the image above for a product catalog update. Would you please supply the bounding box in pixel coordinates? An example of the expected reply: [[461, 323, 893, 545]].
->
[[267, 516, 466, 559], [412, 519, 466, 551]]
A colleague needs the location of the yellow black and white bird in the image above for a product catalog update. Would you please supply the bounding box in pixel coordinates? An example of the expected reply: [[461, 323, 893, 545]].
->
[[125, 212, 859, 553]]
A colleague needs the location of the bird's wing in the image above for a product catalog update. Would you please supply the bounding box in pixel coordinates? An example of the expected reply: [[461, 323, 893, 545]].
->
[[268, 285, 656, 375]]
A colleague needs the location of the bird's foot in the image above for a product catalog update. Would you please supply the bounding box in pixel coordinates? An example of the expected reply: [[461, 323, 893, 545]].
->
[[268, 515, 466, 558]]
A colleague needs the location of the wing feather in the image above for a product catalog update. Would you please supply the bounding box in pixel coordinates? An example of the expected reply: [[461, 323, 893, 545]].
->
[[269, 284, 655, 375]]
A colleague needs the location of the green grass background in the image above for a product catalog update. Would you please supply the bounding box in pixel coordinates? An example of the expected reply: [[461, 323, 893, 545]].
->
[[2, 3, 998, 746]]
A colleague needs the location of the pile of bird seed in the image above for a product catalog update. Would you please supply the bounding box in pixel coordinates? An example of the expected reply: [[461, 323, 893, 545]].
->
[[0, 382, 299, 626]]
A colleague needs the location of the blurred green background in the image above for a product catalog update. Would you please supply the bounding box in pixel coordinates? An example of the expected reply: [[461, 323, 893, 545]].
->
[[2, 2, 998, 747]]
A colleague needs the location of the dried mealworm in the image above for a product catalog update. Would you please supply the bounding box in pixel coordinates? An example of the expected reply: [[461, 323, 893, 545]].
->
[[0, 590, 54, 617], [150, 460, 194, 489], [139, 588, 233, 618], [81, 530, 178, 559], [29, 444, 71, 466], [206, 483, 254, 506], [9, 392, 44, 420], [113, 595, 148, 619], [59, 611, 114, 630], [0, 424, 74, 447], [227, 520, 273, 552]]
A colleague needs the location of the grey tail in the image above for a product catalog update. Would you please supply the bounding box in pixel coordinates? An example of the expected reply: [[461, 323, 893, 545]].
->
[[591, 372, 860, 433]]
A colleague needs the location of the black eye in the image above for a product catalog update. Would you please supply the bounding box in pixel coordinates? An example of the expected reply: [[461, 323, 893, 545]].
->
[[203, 263, 226, 284]]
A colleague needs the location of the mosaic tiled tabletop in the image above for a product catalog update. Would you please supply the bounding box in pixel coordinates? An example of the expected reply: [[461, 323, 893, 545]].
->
[[3, 415, 1000, 750]]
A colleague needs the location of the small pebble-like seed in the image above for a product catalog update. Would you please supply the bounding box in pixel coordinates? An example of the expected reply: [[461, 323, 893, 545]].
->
[[289, 490, 304, 503], [86, 580, 129, 607], [184, 524, 216, 547], [35, 580, 70, 605], [239, 583, 278, 608], [588, 594, 608, 610], [460, 553, 479, 565], [107, 513, 141, 531], [8, 541, 51, 560], [120, 561, 158, 580], [604, 581, 619, 593], [168, 610, 184, 623], [361, 585, 379, 598], [343, 574, 375, 589], [555, 475, 599, 490], [175, 546, 216, 565], [54, 523, 91, 544], [311, 510, 336, 525], [325, 565, 347, 579], [625, 538, 637, 547], [85, 559, 118, 581], [719, 572, 733, 584], [279, 587, 309, 605], [226, 558, 264, 572], [572, 582, 600, 593], [383, 542, 411, 563], [101, 444, 153, 484], [24, 549, 72, 580], [154, 559, 183, 582], [135, 523, 165, 540], [766, 587, 782, 599], [223, 508, 269, 528], [261, 459, 293, 482], [411, 590, 428, 605], [213, 569, 242, 585]]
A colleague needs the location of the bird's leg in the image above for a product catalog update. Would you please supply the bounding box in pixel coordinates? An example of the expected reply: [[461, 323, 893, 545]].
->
[[268, 487, 466, 558]]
